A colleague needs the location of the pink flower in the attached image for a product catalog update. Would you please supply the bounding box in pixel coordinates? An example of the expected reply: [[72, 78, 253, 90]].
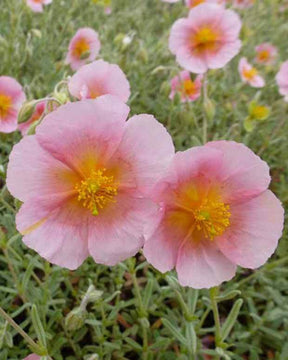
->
[[233, 0, 254, 8], [26, 0, 52, 12], [23, 355, 40, 360], [238, 58, 265, 88], [143, 141, 284, 289], [65, 28, 101, 71], [68, 60, 130, 103], [0, 76, 26, 133], [169, 4, 242, 74], [185, 0, 225, 9], [18, 101, 46, 136], [162, 0, 180, 3], [170, 71, 203, 102], [276, 61, 288, 102], [7, 95, 174, 269], [255, 43, 277, 65]]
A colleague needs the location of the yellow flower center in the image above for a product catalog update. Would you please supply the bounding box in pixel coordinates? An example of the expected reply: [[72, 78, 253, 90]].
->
[[182, 79, 197, 97], [243, 67, 257, 80], [0, 94, 12, 118], [75, 169, 118, 215], [192, 27, 219, 54], [193, 199, 231, 240], [189, 0, 205, 7], [258, 50, 270, 62], [168, 184, 231, 242], [73, 38, 90, 58]]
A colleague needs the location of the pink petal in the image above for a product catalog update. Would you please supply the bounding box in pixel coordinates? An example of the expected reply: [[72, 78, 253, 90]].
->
[[36, 96, 129, 174], [206, 141, 271, 203], [217, 190, 284, 269], [143, 208, 185, 273], [17, 199, 89, 270], [176, 240, 236, 289], [7, 136, 77, 203], [68, 60, 130, 103], [88, 195, 157, 265], [113, 114, 175, 194]]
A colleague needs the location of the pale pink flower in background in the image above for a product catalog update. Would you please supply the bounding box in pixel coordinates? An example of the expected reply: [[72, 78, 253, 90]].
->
[[162, 0, 180, 3], [276, 61, 288, 102], [68, 60, 130, 103], [7, 95, 174, 270], [169, 4, 242, 74], [65, 28, 101, 71], [26, 0, 52, 12], [144, 141, 284, 289], [0, 76, 26, 133], [185, 0, 225, 9], [255, 43, 277, 65], [238, 58, 265, 88], [233, 0, 254, 8], [18, 101, 46, 136], [169, 71, 203, 102], [23, 355, 40, 360], [104, 7, 112, 14]]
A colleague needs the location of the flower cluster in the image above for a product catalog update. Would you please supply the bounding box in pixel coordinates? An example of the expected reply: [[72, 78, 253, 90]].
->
[[2, 2, 285, 291]]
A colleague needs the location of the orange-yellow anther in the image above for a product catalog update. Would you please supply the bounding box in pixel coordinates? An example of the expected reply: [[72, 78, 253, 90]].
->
[[75, 169, 118, 215]]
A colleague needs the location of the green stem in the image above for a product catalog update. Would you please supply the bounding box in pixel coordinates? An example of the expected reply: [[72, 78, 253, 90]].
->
[[202, 73, 208, 144], [0, 196, 16, 214], [209, 287, 222, 351], [131, 270, 148, 358], [0, 306, 44, 354]]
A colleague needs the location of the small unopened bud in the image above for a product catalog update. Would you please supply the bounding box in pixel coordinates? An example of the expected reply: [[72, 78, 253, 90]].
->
[[31, 29, 42, 39], [137, 48, 148, 63], [84, 355, 100, 360], [203, 98, 216, 121], [65, 307, 86, 332], [27, 119, 41, 135], [18, 101, 37, 124], [53, 91, 69, 105], [244, 116, 256, 132]]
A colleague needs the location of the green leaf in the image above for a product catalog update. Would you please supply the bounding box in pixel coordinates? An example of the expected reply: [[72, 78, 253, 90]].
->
[[162, 318, 187, 346], [222, 299, 243, 341]]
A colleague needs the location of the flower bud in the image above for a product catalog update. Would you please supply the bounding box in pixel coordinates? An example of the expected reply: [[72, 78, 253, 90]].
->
[[65, 307, 86, 332], [204, 97, 216, 122], [18, 101, 37, 124]]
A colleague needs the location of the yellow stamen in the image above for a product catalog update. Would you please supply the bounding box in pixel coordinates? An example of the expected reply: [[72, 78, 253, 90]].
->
[[189, 0, 205, 7], [258, 50, 270, 62], [73, 38, 90, 58], [243, 67, 257, 80], [182, 79, 197, 97], [192, 27, 219, 53], [75, 169, 118, 216], [0, 94, 12, 118], [193, 199, 231, 240]]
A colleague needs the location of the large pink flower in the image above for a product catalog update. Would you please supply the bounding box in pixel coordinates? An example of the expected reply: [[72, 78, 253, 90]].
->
[[7, 96, 174, 269], [18, 101, 46, 136], [276, 61, 288, 101], [26, 0, 52, 12], [255, 43, 277, 65], [170, 71, 203, 102], [143, 141, 284, 289], [0, 76, 26, 133], [68, 60, 130, 103], [65, 28, 101, 71], [23, 355, 40, 360], [185, 0, 225, 8], [238, 58, 265, 88], [169, 4, 241, 74]]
